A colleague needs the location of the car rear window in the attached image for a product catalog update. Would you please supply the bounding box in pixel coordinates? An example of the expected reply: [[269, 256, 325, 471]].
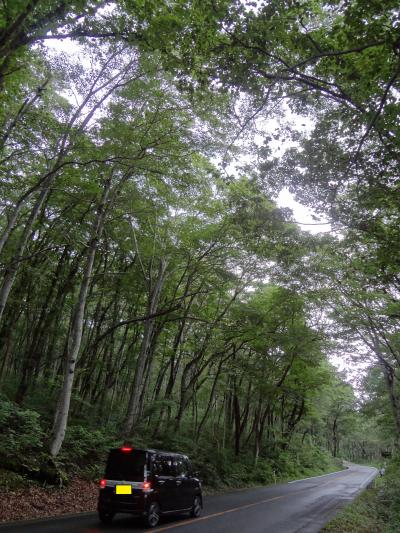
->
[[105, 449, 146, 481]]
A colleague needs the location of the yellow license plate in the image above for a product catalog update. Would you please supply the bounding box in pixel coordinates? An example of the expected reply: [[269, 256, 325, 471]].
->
[[116, 485, 132, 495]]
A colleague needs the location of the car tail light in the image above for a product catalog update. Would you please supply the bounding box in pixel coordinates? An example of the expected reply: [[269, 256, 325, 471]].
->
[[121, 446, 133, 452], [100, 479, 107, 489], [143, 481, 151, 490]]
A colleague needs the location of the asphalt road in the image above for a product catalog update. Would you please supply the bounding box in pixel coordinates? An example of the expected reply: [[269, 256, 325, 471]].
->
[[0, 464, 377, 533]]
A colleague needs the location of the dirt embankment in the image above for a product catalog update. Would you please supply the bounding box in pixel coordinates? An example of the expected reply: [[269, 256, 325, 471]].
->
[[0, 478, 98, 523]]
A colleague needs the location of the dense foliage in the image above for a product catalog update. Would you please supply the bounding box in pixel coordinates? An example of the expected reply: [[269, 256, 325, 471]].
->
[[0, 0, 399, 503]]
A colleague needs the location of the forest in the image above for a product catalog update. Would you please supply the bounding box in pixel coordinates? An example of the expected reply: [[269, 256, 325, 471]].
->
[[0, 0, 399, 529]]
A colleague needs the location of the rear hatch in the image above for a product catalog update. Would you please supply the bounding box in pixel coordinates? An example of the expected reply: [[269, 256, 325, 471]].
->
[[105, 448, 147, 482], [100, 448, 148, 512]]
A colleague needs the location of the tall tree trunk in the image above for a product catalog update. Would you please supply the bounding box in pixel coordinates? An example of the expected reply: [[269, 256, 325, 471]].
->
[[49, 177, 111, 456], [174, 295, 243, 432], [196, 360, 223, 439], [233, 382, 251, 456], [254, 404, 261, 465], [157, 287, 198, 429], [123, 257, 168, 436], [359, 329, 400, 443], [332, 417, 339, 457], [137, 322, 164, 419], [15, 245, 71, 404], [380, 361, 400, 441], [0, 188, 48, 322]]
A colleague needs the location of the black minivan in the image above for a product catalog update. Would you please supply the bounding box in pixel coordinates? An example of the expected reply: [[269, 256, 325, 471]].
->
[[98, 445, 202, 528]]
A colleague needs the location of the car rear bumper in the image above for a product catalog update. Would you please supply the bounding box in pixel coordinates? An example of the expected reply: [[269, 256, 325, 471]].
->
[[98, 488, 148, 515]]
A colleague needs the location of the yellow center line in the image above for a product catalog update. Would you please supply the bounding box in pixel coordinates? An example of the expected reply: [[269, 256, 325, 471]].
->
[[153, 470, 367, 533], [153, 488, 309, 533]]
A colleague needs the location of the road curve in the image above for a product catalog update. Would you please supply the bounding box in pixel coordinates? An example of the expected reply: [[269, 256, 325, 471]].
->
[[0, 464, 377, 533]]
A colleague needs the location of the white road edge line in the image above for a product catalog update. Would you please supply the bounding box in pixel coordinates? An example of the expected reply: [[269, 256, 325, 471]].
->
[[359, 469, 378, 489], [288, 468, 348, 484]]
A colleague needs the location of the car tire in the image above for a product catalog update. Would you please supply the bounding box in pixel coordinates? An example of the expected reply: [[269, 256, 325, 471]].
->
[[98, 510, 114, 524], [190, 495, 202, 518], [145, 501, 161, 528]]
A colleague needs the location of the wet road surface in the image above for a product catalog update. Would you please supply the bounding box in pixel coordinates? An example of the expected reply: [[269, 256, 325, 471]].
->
[[0, 463, 377, 533]]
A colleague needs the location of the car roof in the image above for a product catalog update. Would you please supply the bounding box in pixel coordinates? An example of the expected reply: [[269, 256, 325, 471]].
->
[[110, 447, 188, 458]]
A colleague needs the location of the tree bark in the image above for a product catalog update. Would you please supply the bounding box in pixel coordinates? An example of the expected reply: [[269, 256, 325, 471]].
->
[[196, 359, 224, 439], [123, 257, 168, 436], [0, 188, 49, 322], [15, 245, 71, 404], [49, 177, 112, 456]]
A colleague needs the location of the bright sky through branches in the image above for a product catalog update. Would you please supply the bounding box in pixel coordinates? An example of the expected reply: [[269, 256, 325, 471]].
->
[[277, 189, 332, 234]]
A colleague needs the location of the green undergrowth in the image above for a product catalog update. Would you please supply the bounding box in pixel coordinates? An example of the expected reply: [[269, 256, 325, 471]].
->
[[0, 396, 342, 493], [322, 456, 400, 533]]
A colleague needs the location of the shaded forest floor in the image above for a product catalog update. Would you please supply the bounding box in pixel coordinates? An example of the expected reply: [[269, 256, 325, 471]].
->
[[0, 477, 98, 523]]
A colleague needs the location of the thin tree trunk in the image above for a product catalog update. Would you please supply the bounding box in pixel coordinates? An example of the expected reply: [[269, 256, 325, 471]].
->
[[332, 417, 338, 457], [123, 257, 168, 436], [254, 402, 262, 465], [233, 382, 251, 456], [196, 357, 226, 439], [380, 361, 400, 440], [49, 177, 112, 456], [137, 323, 164, 419], [0, 188, 49, 322], [15, 245, 71, 404]]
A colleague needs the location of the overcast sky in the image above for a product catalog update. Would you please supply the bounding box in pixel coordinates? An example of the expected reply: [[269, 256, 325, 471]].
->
[[277, 188, 332, 235]]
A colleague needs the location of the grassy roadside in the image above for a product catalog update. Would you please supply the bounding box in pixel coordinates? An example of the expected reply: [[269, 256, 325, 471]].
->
[[321, 476, 384, 533], [322, 458, 400, 533]]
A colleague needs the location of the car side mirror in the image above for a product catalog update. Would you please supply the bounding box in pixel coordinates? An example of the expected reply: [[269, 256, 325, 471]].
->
[[193, 471, 200, 478]]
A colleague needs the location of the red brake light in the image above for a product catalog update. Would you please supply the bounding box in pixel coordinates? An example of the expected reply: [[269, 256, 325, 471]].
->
[[143, 481, 151, 490], [100, 479, 107, 489], [121, 446, 133, 452]]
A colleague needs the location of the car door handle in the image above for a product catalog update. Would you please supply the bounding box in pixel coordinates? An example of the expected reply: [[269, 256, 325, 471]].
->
[[157, 480, 165, 484], [176, 480, 182, 485]]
